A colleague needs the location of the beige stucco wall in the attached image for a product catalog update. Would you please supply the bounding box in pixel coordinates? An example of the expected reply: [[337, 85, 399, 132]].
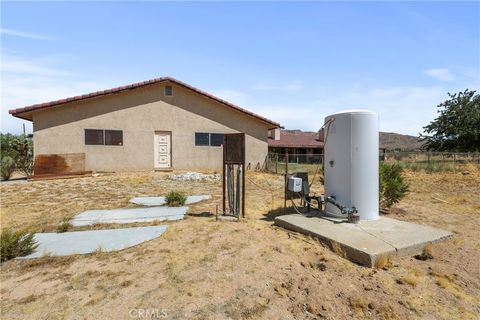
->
[[32, 83, 272, 172]]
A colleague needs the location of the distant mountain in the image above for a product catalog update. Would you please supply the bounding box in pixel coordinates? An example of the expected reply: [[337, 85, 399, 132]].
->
[[281, 129, 424, 151], [380, 132, 424, 151]]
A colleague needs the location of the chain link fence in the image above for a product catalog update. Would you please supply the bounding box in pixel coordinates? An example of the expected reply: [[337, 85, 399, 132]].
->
[[381, 151, 480, 172], [265, 153, 323, 175], [265, 151, 480, 174]]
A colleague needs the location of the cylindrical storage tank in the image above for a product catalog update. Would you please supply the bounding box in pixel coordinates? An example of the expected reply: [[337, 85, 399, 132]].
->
[[324, 110, 379, 220]]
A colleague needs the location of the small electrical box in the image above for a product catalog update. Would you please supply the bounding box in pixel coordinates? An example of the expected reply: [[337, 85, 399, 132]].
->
[[288, 177, 302, 192]]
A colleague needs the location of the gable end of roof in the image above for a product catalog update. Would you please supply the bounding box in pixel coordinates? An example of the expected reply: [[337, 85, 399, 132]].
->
[[8, 77, 280, 128]]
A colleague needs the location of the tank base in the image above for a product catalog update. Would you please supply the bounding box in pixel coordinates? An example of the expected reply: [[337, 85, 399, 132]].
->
[[274, 214, 453, 267]]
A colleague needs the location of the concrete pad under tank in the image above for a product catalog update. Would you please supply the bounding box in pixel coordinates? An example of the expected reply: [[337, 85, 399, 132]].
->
[[274, 214, 453, 267]]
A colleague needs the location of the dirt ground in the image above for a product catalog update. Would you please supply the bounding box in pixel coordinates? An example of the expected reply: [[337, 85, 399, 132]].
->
[[0, 166, 479, 319]]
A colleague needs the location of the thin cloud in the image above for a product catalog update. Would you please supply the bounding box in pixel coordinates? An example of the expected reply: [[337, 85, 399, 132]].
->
[[2, 55, 71, 76], [1, 54, 113, 134], [253, 82, 302, 92], [249, 85, 448, 136], [0, 28, 54, 41], [423, 68, 455, 82]]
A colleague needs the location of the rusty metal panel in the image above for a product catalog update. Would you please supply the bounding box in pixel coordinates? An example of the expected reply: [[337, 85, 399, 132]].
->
[[223, 133, 245, 164], [34, 153, 85, 175]]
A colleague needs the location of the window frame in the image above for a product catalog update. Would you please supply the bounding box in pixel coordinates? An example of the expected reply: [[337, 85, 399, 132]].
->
[[104, 129, 123, 146], [84, 129, 124, 146], [209, 133, 224, 147], [194, 132, 224, 147], [195, 132, 210, 146], [84, 129, 105, 146]]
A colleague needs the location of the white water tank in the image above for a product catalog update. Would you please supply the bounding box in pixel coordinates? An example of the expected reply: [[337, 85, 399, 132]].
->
[[323, 110, 379, 220]]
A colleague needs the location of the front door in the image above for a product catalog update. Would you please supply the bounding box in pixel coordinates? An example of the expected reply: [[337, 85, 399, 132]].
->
[[154, 132, 171, 169]]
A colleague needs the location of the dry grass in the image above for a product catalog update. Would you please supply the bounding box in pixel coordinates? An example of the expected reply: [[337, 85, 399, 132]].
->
[[348, 296, 369, 315], [375, 254, 394, 270], [400, 274, 419, 287], [331, 241, 347, 258], [0, 168, 479, 319]]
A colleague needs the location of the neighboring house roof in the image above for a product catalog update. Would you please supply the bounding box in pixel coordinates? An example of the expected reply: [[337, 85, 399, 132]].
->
[[8, 76, 280, 128], [268, 130, 324, 148]]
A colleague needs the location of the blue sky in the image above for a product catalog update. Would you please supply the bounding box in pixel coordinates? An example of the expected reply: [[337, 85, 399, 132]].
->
[[1, 1, 479, 135]]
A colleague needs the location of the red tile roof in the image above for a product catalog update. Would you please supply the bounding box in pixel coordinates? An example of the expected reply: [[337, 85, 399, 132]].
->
[[8, 76, 280, 128], [268, 130, 324, 148]]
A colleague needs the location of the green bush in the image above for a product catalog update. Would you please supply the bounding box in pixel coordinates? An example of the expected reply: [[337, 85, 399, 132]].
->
[[0, 229, 38, 262], [380, 163, 409, 210], [165, 191, 186, 207], [1, 156, 15, 181]]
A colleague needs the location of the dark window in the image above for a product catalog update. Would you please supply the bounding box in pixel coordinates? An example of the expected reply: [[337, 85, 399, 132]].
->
[[165, 85, 173, 97], [85, 129, 104, 145], [195, 132, 210, 146], [210, 133, 224, 147], [85, 129, 123, 146], [105, 130, 123, 146]]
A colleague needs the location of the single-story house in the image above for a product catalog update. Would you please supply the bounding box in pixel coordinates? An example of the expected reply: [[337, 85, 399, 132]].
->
[[9, 77, 280, 174], [268, 129, 324, 163]]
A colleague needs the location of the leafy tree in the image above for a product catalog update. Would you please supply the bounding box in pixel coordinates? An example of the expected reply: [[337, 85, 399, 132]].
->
[[421, 89, 480, 152]]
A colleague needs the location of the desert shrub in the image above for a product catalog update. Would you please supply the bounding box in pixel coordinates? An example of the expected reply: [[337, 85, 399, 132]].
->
[[165, 191, 186, 207], [56, 221, 71, 233], [0, 133, 17, 158], [380, 163, 409, 210], [14, 135, 34, 176], [1, 156, 15, 181], [0, 134, 34, 177], [0, 229, 38, 262]]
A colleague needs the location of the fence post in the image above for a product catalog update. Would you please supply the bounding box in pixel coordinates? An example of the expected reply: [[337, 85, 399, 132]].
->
[[285, 150, 288, 175], [275, 153, 278, 174], [284, 150, 288, 214]]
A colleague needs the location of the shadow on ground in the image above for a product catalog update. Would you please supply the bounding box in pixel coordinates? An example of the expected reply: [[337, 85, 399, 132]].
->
[[188, 211, 215, 218], [262, 206, 297, 221]]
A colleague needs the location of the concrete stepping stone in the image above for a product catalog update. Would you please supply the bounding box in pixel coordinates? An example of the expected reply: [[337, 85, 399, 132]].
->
[[129, 195, 211, 206], [19, 225, 169, 259], [71, 207, 187, 226]]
